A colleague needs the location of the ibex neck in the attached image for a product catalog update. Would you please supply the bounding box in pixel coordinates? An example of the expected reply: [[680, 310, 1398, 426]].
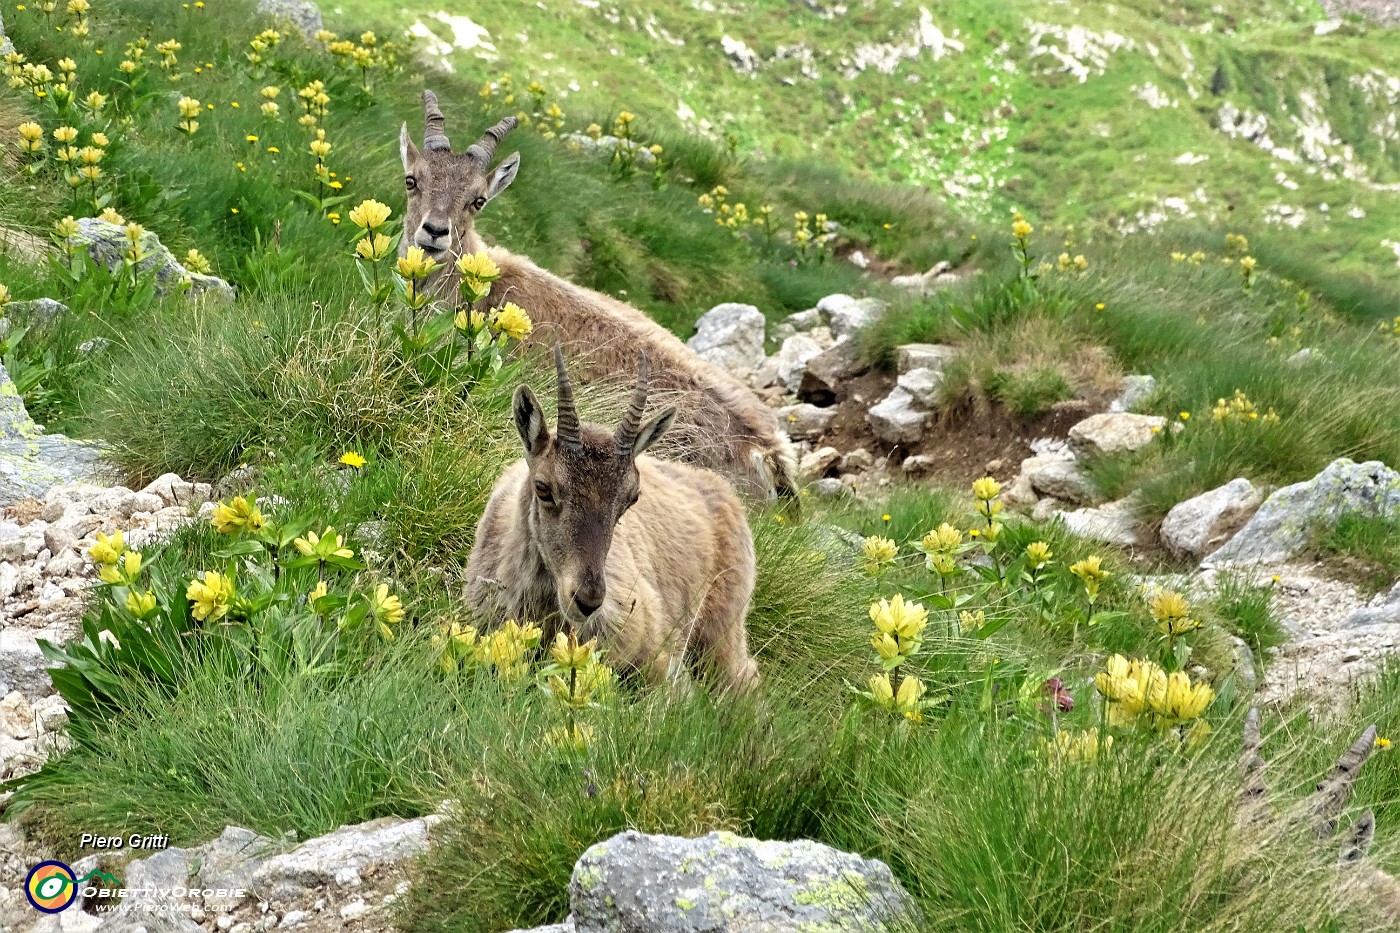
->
[[455, 227, 488, 257]]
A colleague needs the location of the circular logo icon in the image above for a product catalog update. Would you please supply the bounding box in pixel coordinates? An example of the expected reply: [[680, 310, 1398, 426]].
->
[[25, 860, 78, 913]]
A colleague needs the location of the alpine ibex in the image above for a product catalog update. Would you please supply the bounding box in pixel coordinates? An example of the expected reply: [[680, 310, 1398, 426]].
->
[[397, 90, 797, 501], [465, 344, 760, 693], [1240, 707, 1400, 924]]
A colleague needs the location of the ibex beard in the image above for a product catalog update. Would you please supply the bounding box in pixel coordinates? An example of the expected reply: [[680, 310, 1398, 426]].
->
[[466, 344, 761, 693]]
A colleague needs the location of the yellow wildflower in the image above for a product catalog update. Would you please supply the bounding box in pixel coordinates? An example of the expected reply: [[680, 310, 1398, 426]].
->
[[339, 451, 366, 468], [187, 570, 235, 622], [1026, 541, 1053, 569], [396, 246, 438, 280], [88, 529, 125, 565], [862, 535, 899, 567], [293, 527, 354, 560], [348, 198, 391, 230], [354, 232, 392, 262], [492, 302, 533, 341], [869, 593, 928, 641], [971, 476, 1001, 501], [456, 250, 500, 282], [209, 496, 265, 534]]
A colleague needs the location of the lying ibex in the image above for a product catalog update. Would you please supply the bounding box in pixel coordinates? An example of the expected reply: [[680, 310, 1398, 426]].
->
[[465, 344, 760, 692], [1240, 707, 1400, 924], [397, 90, 797, 501]]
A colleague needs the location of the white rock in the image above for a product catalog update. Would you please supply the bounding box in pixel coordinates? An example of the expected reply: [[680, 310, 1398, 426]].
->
[[895, 343, 959, 375], [867, 387, 926, 445], [785, 309, 823, 332], [0, 628, 51, 697], [1160, 478, 1263, 560], [1108, 374, 1157, 412], [0, 690, 32, 739], [1067, 412, 1167, 458], [775, 404, 837, 441], [339, 899, 370, 920], [1023, 457, 1095, 504], [902, 455, 937, 476], [839, 449, 874, 473], [0, 522, 45, 562], [817, 294, 889, 338], [891, 260, 953, 292], [799, 446, 841, 481], [687, 303, 768, 382], [1055, 498, 1141, 547], [773, 335, 825, 393], [894, 367, 944, 408]]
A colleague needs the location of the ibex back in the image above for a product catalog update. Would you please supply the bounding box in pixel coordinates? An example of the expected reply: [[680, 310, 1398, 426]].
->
[[465, 344, 760, 693], [398, 90, 797, 502]]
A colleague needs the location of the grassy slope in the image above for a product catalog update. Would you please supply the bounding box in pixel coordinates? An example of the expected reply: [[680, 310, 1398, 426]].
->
[[339, 0, 1400, 278], [3, 2, 1400, 932]]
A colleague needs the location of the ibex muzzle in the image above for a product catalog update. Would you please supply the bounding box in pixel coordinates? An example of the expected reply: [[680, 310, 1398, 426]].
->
[[399, 90, 519, 263]]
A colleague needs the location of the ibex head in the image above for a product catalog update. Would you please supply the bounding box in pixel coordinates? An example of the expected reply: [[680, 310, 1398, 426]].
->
[[513, 345, 677, 625], [399, 90, 520, 263]]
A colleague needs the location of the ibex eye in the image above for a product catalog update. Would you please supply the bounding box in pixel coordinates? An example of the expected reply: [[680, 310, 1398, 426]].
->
[[470, 196, 487, 211], [404, 176, 417, 191], [534, 482, 554, 503]]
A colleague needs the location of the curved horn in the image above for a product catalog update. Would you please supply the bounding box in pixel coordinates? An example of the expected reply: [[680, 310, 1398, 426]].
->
[[554, 343, 582, 449], [466, 115, 518, 166], [422, 90, 450, 152], [615, 352, 650, 455]]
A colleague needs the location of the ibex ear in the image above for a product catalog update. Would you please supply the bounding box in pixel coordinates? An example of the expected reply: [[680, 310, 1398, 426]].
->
[[400, 122, 419, 172], [630, 406, 676, 458], [513, 385, 550, 458], [484, 151, 520, 203]]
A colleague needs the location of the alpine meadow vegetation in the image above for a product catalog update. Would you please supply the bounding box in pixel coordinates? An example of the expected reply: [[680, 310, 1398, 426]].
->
[[1, 2, 1400, 932]]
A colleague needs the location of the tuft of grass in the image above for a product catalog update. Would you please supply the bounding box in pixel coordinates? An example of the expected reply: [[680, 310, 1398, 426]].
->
[[1210, 571, 1288, 653], [1315, 513, 1400, 596]]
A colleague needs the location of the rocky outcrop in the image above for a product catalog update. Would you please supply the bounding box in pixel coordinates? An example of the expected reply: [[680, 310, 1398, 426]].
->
[[1207, 459, 1400, 565], [890, 261, 955, 293], [866, 385, 927, 445], [1055, 497, 1142, 547], [1108, 374, 1156, 412], [817, 294, 889, 340], [69, 219, 234, 302], [1160, 478, 1263, 561], [0, 362, 113, 507], [775, 403, 837, 441], [256, 0, 324, 39], [0, 10, 12, 57], [687, 303, 767, 383], [798, 340, 867, 406], [894, 343, 958, 375], [510, 830, 913, 933]]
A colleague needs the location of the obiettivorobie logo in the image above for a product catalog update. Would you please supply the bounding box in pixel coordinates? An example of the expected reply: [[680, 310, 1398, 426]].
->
[[24, 861, 122, 913]]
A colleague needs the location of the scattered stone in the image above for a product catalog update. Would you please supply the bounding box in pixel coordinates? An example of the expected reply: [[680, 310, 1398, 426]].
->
[[785, 309, 823, 332], [338, 899, 370, 921], [839, 448, 874, 473], [811, 477, 853, 498], [0, 9, 12, 56], [902, 454, 937, 476], [0, 690, 32, 739], [140, 473, 214, 508], [69, 218, 235, 302], [1023, 457, 1094, 505], [798, 446, 841, 481], [817, 294, 889, 338], [686, 303, 767, 383], [769, 334, 825, 392], [1031, 497, 1064, 522], [891, 260, 954, 292], [1287, 347, 1317, 365], [867, 386, 926, 446], [6, 298, 70, 323], [895, 343, 959, 375], [798, 340, 867, 406], [1067, 412, 1167, 458], [1055, 497, 1142, 547], [1107, 374, 1157, 412], [894, 367, 944, 408], [256, 0, 324, 39], [532, 830, 913, 933], [1160, 478, 1263, 561], [847, 250, 870, 269], [774, 403, 837, 441], [1208, 459, 1400, 565], [0, 628, 51, 697], [719, 34, 760, 74]]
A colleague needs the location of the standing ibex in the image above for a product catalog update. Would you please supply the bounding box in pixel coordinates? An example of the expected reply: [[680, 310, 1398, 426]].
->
[[398, 90, 797, 501], [465, 344, 760, 693]]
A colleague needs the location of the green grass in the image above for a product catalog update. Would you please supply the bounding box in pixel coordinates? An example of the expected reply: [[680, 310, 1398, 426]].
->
[[1315, 514, 1400, 596], [1210, 571, 1289, 654]]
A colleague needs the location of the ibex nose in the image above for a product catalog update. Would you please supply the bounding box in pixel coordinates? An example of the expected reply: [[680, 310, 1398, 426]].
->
[[572, 588, 604, 618], [420, 219, 449, 239]]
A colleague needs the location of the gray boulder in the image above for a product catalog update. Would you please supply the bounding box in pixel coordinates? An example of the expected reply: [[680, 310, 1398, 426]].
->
[[799, 446, 841, 481], [1055, 497, 1142, 547], [6, 298, 70, 323], [775, 403, 837, 441], [69, 218, 234, 302], [687, 303, 767, 383], [1207, 459, 1400, 565], [527, 830, 913, 933], [890, 260, 954, 293], [867, 387, 926, 445], [895, 367, 943, 409], [771, 334, 825, 392], [1023, 457, 1094, 505], [256, 0, 323, 39], [1108, 374, 1157, 412], [1160, 478, 1263, 561], [895, 343, 958, 375], [0, 629, 53, 706], [817, 294, 889, 339], [0, 10, 11, 56], [1068, 412, 1166, 458], [0, 362, 113, 506], [798, 340, 867, 406], [251, 815, 439, 904]]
